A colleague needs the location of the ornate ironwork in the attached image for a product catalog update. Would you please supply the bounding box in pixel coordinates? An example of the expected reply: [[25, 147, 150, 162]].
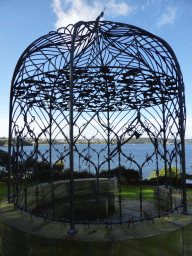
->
[[8, 14, 187, 233]]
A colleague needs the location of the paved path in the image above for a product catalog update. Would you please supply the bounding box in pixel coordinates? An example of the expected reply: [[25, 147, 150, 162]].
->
[[102, 189, 183, 223]]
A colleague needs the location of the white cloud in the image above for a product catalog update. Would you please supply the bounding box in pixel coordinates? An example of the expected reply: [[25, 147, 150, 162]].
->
[[51, 0, 137, 30], [157, 6, 177, 27], [141, 0, 157, 10], [105, 0, 137, 17], [141, 0, 149, 10]]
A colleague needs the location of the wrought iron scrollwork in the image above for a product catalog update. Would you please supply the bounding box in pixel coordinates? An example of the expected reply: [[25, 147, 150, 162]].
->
[[8, 18, 187, 232]]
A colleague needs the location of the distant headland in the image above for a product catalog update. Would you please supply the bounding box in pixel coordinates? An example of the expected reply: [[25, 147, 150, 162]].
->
[[1, 137, 192, 147]]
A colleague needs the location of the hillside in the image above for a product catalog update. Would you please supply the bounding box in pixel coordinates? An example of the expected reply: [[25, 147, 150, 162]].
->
[[0, 137, 191, 146]]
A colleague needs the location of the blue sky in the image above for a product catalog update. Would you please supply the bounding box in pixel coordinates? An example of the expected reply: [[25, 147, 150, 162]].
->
[[0, 0, 192, 138]]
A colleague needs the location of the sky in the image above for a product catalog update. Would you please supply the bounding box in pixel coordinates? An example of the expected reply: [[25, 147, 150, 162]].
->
[[0, 0, 192, 138]]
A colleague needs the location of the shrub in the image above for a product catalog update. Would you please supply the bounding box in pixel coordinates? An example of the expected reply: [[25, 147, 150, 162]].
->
[[0, 170, 8, 182], [186, 174, 192, 179], [100, 166, 140, 184], [37, 171, 51, 182], [36, 168, 95, 183], [58, 169, 95, 180], [19, 159, 63, 177], [37, 161, 50, 172], [149, 166, 181, 187], [0, 149, 11, 170], [36, 160, 64, 173], [74, 170, 95, 179], [29, 161, 50, 182], [53, 161, 64, 172]]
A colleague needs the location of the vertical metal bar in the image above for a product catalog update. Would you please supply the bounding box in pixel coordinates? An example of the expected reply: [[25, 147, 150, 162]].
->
[[175, 139, 178, 182], [162, 97, 168, 187], [49, 101, 52, 168], [88, 140, 90, 174], [63, 146, 66, 172], [168, 161, 172, 211], [16, 135, 19, 205], [178, 79, 188, 214], [35, 138, 39, 210], [96, 163, 100, 220], [8, 87, 14, 204], [180, 127, 188, 214], [139, 166, 143, 221], [49, 101, 55, 219], [24, 158, 27, 212], [7, 122, 12, 203], [68, 14, 104, 231], [68, 38, 77, 234], [107, 91, 110, 177], [117, 141, 122, 223], [155, 138, 160, 218], [67, 21, 84, 234]]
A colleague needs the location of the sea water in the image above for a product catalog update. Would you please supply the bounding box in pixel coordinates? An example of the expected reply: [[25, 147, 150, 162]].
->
[[0, 143, 192, 179]]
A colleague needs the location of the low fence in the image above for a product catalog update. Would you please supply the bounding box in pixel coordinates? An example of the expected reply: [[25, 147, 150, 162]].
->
[[10, 175, 185, 232]]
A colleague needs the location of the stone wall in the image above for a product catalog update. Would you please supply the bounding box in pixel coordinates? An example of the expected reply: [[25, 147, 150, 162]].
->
[[1, 196, 192, 255], [17, 178, 118, 219], [154, 186, 172, 211]]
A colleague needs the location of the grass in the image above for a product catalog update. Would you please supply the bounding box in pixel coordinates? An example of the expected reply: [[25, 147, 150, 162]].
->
[[0, 180, 35, 201], [186, 189, 192, 201], [0, 182, 13, 201], [120, 185, 192, 202], [119, 185, 155, 201], [187, 189, 192, 195]]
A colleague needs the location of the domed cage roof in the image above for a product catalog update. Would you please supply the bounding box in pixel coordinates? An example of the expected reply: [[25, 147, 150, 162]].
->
[[10, 21, 185, 131], [8, 20, 187, 229]]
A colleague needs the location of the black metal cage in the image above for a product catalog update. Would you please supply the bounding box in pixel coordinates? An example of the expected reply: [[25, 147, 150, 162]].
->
[[8, 19, 187, 233]]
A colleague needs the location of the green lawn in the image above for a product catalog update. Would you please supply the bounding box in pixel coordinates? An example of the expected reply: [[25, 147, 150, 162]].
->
[[187, 189, 192, 195], [0, 181, 35, 201], [119, 185, 192, 202], [0, 182, 13, 201], [119, 185, 155, 201]]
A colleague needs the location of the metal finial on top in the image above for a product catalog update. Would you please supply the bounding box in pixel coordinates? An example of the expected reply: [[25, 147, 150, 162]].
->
[[95, 7, 105, 22]]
